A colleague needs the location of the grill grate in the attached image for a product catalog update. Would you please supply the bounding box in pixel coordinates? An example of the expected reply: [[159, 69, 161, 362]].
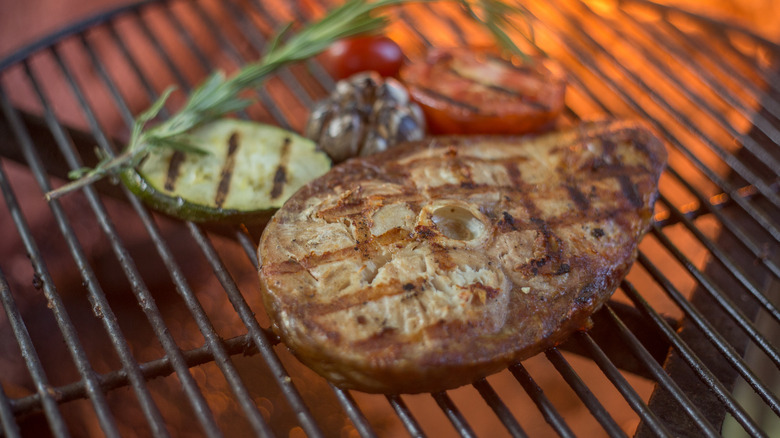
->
[[0, 0, 778, 436]]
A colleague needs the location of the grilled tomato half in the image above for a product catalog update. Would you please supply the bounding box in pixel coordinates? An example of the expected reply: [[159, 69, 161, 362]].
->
[[400, 48, 566, 135], [121, 119, 331, 224]]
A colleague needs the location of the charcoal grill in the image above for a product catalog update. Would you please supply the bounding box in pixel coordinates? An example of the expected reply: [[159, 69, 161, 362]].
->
[[0, 0, 778, 436]]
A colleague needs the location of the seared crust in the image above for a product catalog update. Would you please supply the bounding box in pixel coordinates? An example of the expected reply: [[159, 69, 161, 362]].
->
[[258, 120, 666, 393]]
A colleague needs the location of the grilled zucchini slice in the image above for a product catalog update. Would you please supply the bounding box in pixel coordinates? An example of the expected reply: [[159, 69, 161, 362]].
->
[[122, 119, 331, 224]]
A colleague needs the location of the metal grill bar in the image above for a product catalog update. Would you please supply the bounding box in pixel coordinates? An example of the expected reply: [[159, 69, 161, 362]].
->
[[247, 0, 336, 91], [138, 6, 321, 433], [649, 225, 780, 369], [332, 386, 377, 438], [172, 0, 395, 431], [83, 8, 325, 436], [1, 0, 779, 436], [385, 395, 427, 438], [105, 23, 160, 113], [432, 392, 477, 438], [603, 302, 721, 437], [9, 334, 258, 413], [384, 3, 666, 433], [627, 0, 780, 52], [186, 222, 326, 438], [660, 165, 780, 280], [0, 84, 122, 438], [619, 279, 766, 436], [0, 376, 20, 438], [544, 349, 626, 437], [592, 3, 780, 175], [472, 379, 528, 437], [549, 0, 780, 215], [525, 2, 780, 244], [157, 6, 214, 76], [510, 364, 576, 437], [24, 51, 170, 438], [510, 12, 777, 433], [72, 26, 240, 436], [620, 9, 780, 148], [0, 263, 67, 437], [131, 9, 193, 93], [220, 2, 315, 109], [577, 332, 670, 437], [79, 34, 135, 126], [636, 251, 780, 416], [514, 8, 778, 432], [692, 26, 780, 98], [184, 1, 290, 128], [657, 192, 780, 319], [37, 43, 227, 437]]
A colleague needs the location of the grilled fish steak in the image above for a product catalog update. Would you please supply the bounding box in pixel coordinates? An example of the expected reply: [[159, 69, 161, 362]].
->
[[258, 120, 666, 393]]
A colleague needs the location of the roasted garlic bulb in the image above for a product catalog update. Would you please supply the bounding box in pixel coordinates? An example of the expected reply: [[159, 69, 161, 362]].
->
[[305, 72, 425, 162]]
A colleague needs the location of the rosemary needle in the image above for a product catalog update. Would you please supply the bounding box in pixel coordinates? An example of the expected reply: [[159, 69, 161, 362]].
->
[[45, 0, 532, 201]]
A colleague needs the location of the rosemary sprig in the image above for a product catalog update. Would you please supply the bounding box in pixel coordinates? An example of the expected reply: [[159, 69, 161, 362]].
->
[[457, 0, 534, 62], [45, 0, 532, 201]]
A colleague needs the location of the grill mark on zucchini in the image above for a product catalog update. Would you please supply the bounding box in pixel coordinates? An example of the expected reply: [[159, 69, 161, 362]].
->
[[165, 151, 186, 191], [270, 137, 292, 199], [214, 132, 241, 208]]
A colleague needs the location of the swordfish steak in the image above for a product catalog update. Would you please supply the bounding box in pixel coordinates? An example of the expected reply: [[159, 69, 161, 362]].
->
[[258, 120, 666, 394]]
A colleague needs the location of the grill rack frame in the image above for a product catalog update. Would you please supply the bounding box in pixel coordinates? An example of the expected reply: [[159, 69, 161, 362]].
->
[[0, 0, 778, 436]]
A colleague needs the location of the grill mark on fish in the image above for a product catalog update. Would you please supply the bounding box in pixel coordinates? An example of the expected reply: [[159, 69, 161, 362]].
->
[[618, 174, 643, 208], [450, 159, 476, 189], [306, 280, 415, 316], [264, 259, 318, 283], [504, 161, 545, 220], [526, 216, 567, 276], [309, 273, 478, 319], [565, 182, 590, 211], [270, 224, 412, 277], [494, 207, 637, 234], [317, 187, 638, 235], [374, 227, 414, 246], [430, 243, 456, 271], [214, 132, 240, 208], [469, 282, 501, 305], [164, 151, 186, 191], [270, 137, 292, 199], [401, 154, 531, 168], [497, 211, 518, 232], [310, 161, 647, 220], [351, 214, 377, 260], [264, 247, 358, 277]]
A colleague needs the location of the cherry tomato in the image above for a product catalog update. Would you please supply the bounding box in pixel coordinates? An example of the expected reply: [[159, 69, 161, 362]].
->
[[319, 35, 404, 80], [400, 48, 567, 135]]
